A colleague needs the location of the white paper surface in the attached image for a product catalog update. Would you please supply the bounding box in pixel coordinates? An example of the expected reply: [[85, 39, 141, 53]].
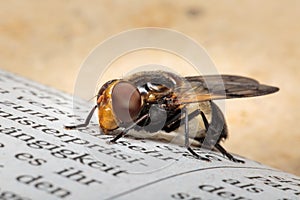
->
[[0, 69, 299, 200]]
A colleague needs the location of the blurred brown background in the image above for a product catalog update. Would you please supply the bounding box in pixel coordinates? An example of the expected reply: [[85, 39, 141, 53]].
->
[[1, 0, 299, 175]]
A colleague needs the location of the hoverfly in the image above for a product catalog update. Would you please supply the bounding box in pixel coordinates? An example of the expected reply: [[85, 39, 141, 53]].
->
[[65, 71, 279, 163]]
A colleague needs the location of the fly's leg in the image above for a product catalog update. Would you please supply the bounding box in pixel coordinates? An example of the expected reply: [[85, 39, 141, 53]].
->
[[110, 114, 149, 143], [214, 143, 244, 163], [183, 107, 210, 162], [164, 109, 202, 132], [200, 111, 209, 130], [199, 108, 244, 163], [64, 105, 97, 129], [164, 108, 210, 161]]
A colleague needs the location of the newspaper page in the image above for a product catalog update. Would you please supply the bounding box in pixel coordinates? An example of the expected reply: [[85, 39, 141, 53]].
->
[[0, 69, 299, 200]]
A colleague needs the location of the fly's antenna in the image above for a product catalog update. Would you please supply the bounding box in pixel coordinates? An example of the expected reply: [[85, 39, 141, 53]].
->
[[87, 94, 98, 102]]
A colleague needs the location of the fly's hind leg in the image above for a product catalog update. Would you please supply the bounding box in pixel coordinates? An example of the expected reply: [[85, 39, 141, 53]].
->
[[183, 107, 210, 162], [200, 103, 244, 163], [214, 143, 244, 163]]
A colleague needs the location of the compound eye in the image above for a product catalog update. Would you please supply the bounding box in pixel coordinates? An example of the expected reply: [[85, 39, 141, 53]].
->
[[112, 81, 142, 123]]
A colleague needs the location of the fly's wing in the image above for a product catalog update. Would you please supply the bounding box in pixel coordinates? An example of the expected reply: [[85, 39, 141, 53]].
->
[[174, 75, 279, 104]]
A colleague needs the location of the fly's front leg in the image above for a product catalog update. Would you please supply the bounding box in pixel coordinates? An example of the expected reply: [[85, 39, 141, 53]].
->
[[183, 107, 210, 162], [64, 105, 97, 129], [109, 114, 149, 143]]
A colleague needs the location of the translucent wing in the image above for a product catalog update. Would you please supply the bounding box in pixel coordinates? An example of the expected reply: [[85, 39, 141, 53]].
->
[[174, 75, 279, 104]]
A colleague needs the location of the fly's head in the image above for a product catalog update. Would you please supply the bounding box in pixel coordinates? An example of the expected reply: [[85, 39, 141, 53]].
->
[[97, 80, 143, 133]]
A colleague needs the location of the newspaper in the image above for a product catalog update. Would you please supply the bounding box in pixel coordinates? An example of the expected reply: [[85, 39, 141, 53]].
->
[[0, 69, 299, 200]]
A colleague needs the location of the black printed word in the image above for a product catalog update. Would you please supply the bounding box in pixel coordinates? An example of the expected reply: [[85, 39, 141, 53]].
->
[[198, 184, 251, 200], [15, 152, 47, 166], [16, 174, 71, 199], [0, 187, 31, 200]]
